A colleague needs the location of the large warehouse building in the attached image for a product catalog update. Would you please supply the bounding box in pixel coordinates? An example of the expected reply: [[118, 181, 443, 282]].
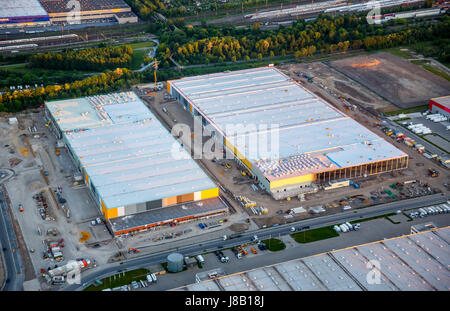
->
[[44, 91, 228, 236], [39, 0, 137, 24], [0, 0, 50, 28], [429, 95, 450, 118], [174, 226, 450, 291], [168, 67, 408, 199]]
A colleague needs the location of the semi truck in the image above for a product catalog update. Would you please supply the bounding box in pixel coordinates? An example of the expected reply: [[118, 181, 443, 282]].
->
[[48, 258, 91, 278]]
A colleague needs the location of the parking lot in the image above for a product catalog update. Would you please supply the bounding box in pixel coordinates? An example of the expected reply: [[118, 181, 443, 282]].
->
[[394, 113, 450, 154], [133, 209, 450, 291]]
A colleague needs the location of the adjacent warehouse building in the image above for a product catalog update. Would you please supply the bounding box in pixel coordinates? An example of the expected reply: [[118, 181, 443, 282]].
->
[[44, 91, 227, 236], [39, 0, 137, 24], [0, 0, 50, 28], [429, 95, 450, 118], [174, 226, 450, 291], [168, 67, 408, 199], [0, 0, 137, 28]]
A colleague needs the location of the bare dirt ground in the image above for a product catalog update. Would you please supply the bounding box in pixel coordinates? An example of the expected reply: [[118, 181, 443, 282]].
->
[[280, 61, 396, 113], [328, 52, 450, 109]]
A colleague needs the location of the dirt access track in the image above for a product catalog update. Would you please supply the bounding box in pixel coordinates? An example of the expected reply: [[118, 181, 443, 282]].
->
[[328, 52, 450, 109]]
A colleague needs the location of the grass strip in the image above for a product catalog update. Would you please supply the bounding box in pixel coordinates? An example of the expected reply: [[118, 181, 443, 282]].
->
[[84, 268, 149, 291], [291, 226, 339, 244], [262, 238, 286, 251]]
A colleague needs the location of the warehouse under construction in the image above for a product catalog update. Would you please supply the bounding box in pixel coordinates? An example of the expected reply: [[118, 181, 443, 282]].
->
[[44, 91, 227, 236], [168, 67, 408, 199]]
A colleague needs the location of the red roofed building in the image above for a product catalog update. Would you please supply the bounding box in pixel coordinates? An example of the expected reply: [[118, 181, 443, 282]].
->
[[429, 96, 450, 118]]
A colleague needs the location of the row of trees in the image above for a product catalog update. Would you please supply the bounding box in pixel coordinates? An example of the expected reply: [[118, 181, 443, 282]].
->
[[29, 45, 134, 71], [0, 69, 89, 88], [0, 68, 140, 112], [155, 15, 450, 65]]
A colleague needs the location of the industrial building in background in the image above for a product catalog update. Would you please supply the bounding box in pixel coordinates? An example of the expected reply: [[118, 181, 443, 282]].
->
[[0, 0, 51, 28], [0, 0, 137, 29], [39, 0, 138, 25], [44, 91, 228, 236], [174, 226, 450, 291], [429, 95, 450, 118], [168, 67, 409, 200]]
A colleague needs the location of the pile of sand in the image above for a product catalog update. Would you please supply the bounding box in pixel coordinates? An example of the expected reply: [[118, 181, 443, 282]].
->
[[228, 223, 249, 232]]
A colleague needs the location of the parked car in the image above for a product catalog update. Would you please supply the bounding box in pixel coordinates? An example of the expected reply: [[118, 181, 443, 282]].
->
[[257, 243, 267, 251], [131, 281, 139, 290]]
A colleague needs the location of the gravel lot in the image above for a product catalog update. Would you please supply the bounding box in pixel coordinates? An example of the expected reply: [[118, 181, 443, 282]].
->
[[328, 52, 450, 109]]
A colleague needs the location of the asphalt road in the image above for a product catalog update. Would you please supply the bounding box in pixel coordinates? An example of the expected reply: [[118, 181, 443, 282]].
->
[[0, 191, 24, 291], [62, 193, 448, 291]]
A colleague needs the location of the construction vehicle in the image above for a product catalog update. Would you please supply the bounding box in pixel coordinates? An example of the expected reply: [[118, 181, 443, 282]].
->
[[237, 246, 248, 256], [110, 251, 123, 262], [428, 168, 439, 177], [47, 258, 91, 278]]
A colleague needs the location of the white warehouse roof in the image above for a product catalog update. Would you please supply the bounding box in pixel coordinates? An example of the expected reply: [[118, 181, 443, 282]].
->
[[46, 92, 216, 209], [0, 0, 48, 18], [174, 226, 450, 291], [169, 67, 407, 181]]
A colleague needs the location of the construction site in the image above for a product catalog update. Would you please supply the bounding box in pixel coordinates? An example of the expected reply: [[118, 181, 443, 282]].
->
[[0, 58, 448, 290], [328, 52, 450, 109], [144, 64, 448, 228]]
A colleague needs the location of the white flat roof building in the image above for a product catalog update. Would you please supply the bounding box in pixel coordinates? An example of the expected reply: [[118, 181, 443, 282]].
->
[[0, 0, 48, 18], [168, 67, 408, 196], [45, 92, 219, 224]]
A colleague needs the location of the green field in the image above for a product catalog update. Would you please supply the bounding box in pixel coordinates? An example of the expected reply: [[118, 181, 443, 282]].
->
[[131, 50, 147, 70], [384, 105, 429, 116], [262, 238, 286, 251], [128, 41, 156, 49], [84, 268, 150, 291], [422, 64, 450, 82], [291, 226, 339, 244]]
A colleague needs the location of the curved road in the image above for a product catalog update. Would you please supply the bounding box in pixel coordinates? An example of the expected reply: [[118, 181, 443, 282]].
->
[[0, 190, 24, 291], [63, 193, 448, 291]]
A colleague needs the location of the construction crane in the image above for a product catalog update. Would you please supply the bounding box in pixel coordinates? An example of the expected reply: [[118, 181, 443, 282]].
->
[[152, 58, 159, 91]]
